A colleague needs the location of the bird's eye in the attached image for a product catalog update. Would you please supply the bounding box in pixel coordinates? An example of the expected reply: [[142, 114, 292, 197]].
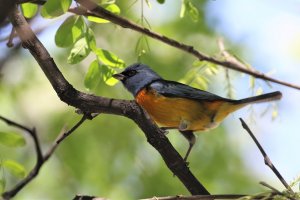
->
[[123, 70, 137, 77]]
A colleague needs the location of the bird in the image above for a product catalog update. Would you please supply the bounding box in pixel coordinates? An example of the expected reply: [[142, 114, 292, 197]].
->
[[112, 63, 282, 162]]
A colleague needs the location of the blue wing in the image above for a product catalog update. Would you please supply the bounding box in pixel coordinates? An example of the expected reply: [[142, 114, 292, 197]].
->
[[149, 80, 231, 102]]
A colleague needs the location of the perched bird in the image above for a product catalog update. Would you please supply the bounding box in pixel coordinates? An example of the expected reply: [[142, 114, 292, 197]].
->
[[113, 63, 282, 162]]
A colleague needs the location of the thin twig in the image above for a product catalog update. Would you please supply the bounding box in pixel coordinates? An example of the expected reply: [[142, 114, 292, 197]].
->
[[55, 115, 87, 144], [1, 115, 88, 199], [259, 181, 282, 194], [44, 115, 88, 161], [239, 118, 293, 192], [73, 194, 108, 200], [0, 115, 32, 133], [73, 0, 300, 90]]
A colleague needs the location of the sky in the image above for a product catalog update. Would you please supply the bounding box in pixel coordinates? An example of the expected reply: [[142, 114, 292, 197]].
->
[[205, 0, 300, 189]]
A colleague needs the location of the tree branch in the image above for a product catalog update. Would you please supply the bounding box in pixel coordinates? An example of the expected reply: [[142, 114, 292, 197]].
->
[[55, 114, 87, 145], [74, 0, 300, 90], [1, 115, 87, 199], [142, 194, 247, 200], [239, 118, 293, 192], [7, 5, 210, 197], [74, 194, 247, 200]]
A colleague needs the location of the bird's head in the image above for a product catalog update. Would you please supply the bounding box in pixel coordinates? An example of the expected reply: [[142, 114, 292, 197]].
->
[[113, 63, 162, 96]]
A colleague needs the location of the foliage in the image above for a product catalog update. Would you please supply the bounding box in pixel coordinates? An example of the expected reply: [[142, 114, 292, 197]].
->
[[41, 0, 72, 18], [0, 131, 26, 147], [0, 130, 26, 192]]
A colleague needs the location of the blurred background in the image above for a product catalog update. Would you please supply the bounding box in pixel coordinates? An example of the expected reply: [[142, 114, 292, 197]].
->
[[0, 0, 299, 199]]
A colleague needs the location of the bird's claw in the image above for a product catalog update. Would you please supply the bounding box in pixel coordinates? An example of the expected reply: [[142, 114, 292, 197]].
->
[[160, 127, 169, 135]]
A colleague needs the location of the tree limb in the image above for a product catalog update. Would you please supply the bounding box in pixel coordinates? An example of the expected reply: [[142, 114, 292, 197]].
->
[[7, 5, 210, 197], [74, 0, 300, 90], [0, 115, 87, 199]]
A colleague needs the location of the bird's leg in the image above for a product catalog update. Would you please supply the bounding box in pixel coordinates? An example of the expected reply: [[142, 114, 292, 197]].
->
[[178, 119, 189, 131], [179, 130, 196, 163]]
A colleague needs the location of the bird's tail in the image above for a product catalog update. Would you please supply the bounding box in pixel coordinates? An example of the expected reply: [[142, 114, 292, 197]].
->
[[213, 91, 282, 124], [234, 91, 282, 105]]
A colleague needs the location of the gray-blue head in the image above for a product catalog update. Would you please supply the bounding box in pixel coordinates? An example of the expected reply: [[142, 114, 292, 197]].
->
[[113, 63, 162, 96]]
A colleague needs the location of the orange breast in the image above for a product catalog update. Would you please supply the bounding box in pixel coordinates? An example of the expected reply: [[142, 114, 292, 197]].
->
[[135, 88, 229, 131]]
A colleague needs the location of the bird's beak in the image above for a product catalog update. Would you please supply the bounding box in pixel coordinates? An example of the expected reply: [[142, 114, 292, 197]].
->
[[112, 73, 125, 81]]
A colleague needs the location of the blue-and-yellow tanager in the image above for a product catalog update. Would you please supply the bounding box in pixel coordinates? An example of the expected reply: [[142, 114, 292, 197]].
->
[[113, 63, 282, 161]]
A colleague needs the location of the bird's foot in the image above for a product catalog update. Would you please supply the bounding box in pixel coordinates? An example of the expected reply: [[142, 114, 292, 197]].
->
[[160, 127, 169, 135], [160, 127, 178, 135]]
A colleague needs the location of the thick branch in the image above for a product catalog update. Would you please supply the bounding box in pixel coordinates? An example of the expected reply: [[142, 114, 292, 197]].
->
[[75, 0, 300, 90], [8, 5, 209, 196]]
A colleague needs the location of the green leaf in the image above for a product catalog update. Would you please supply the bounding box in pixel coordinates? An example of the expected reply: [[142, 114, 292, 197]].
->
[[41, 0, 72, 18], [105, 76, 118, 86], [196, 76, 209, 90], [0, 131, 26, 147], [192, 60, 218, 75], [55, 16, 86, 48], [101, 65, 118, 86], [84, 61, 119, 89], [21, 3, 38, 18], [180, 0, 186, 18], [145, 0, 152, 8], [87, 16, 109, 24], [87, 4, 120, 23], [135, 35, 150, 59], [250, 76, 255, 89], [289, 175, 300, 188], [272, 108, 278, 120], [192, 60, 203, 67], [157, 0, 165, 4], [84, 60, 102, 90], [95, 48, 125, 68], [205, 63, 218, 75], [86, 28, 97, 51], [256, 87, 263, 95], [0, 178, 5, 193], [2, 160, 26, 178], [186, 1, 199, 22], [105, 4, 121, 15], [68, 38, 91, 64]]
